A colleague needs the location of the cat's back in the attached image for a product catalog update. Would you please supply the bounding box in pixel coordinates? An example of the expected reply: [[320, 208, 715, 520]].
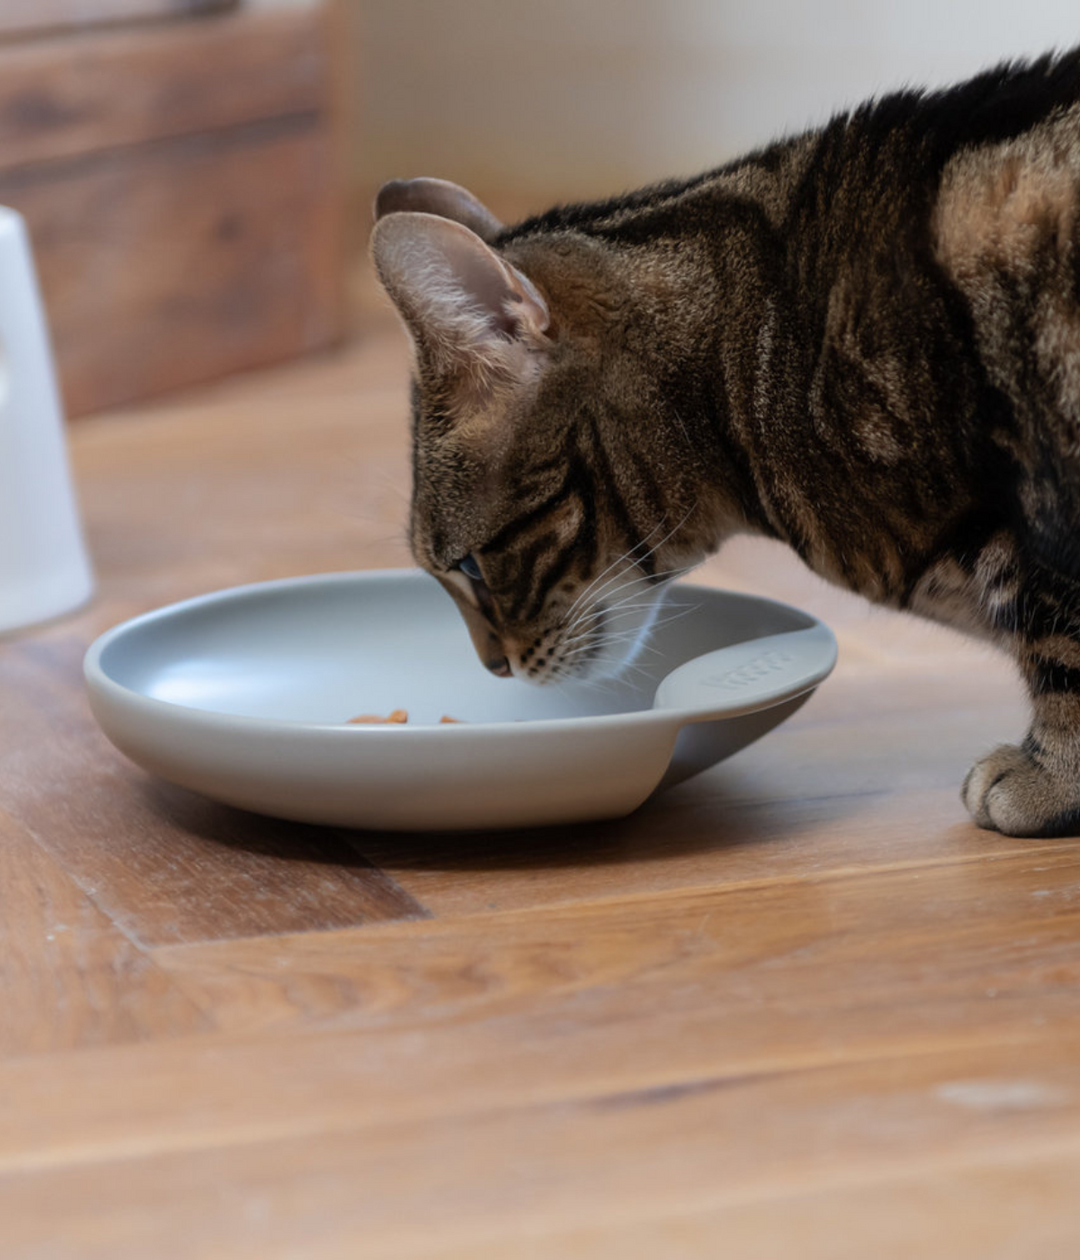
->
[[930, 53, 1080, 291], [922, 53, 1080, 480]]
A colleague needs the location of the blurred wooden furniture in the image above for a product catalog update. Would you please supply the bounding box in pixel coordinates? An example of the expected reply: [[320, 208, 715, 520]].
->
[[0, 0, 345, 416], [0, 0, 236, 39], [1, 304, 1079, 1257]]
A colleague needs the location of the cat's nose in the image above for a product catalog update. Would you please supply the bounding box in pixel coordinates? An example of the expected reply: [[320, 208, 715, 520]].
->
[[485, 655, 512, 677]]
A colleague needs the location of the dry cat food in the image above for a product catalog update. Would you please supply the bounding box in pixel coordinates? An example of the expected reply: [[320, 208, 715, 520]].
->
[[347, 710, 462, 724]]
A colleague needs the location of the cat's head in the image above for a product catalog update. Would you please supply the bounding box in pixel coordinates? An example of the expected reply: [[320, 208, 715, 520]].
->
[[371, 178, 704, 683]]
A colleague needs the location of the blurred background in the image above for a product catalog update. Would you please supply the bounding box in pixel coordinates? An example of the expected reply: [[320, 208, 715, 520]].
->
[[2, 0, 1077, 418], [352, 0, 1079, 206]]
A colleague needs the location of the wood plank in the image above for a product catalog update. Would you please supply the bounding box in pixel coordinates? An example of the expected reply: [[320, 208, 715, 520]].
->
[[0, 8, 324, 170], [4, 846, 1080, 1166], [0, 807, 210, 1057], [2, 1038, 1080, 1258], [420, 1150, 1080, 1259], [0, 118, 341, 416], [0, 4, 345, 415], [0, 637, 432, 948], [0, 2, 237, 41], [150, 845, 1080, 1038]]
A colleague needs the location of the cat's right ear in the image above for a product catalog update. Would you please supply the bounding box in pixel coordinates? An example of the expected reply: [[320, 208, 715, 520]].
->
[[370, 211, 549, 385]]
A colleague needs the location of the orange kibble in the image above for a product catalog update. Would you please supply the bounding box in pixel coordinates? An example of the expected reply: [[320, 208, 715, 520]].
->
[[347, 709, 409, 724]]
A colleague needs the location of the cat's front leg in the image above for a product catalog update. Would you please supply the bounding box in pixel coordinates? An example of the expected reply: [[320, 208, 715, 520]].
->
[[962, 646, 1080, 837]]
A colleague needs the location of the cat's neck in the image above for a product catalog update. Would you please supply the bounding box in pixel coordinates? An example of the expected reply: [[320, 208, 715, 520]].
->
[[502, 114, 957, 576]]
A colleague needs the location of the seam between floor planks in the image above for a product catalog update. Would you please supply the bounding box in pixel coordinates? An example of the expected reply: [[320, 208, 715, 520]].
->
[[32, 833, 1063, 969], [6, 843, 1075, 1059]]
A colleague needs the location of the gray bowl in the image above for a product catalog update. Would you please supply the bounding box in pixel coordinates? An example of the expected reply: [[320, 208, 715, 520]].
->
[[83, 569, 837, 831]]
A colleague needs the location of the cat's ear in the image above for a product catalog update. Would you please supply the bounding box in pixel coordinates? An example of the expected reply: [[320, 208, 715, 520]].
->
[[371, 211, 549, 380], [373, 177, 503, 243]]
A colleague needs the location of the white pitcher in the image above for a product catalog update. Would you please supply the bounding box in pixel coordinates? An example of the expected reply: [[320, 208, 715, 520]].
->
[[0, 206, 94, 634]]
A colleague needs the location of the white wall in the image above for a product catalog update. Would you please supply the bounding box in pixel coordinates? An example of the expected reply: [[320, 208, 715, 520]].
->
[[348, 0, 1079, 205]]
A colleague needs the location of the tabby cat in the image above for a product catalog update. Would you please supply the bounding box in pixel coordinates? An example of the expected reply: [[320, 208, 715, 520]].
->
[[371, 51, 1080, 838]]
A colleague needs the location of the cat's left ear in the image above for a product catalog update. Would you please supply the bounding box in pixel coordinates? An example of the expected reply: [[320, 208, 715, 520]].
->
[[373, 177, 503, 243], [371, 211, 549, 380]]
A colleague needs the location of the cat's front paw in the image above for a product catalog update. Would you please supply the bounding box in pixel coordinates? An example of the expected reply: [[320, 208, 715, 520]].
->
[[962, 744, 1080, 837]]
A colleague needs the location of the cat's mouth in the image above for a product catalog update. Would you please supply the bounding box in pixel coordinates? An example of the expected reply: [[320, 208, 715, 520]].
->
[[439, 566, 673, 684], [503, 623, 602, 685]]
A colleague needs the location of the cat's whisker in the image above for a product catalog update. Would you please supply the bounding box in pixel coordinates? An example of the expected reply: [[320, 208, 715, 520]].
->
[[559, 632, 649, 662], [559, 616, 649, 653], [670, 407, 694, 451], [576, 560, 697, 616], [593, 575, 695, 616], [614, 610, 694, 641], [560, 621, 662, 658], [559, 599, 701, 675], [618, 504, 700, 580], [557, 575, 699, 685], [566, 565, 694, 635], [564, 589, 686, 646], [562, 507, 697, 626], [568, 597, 658, 626], [639, 607, 700, 635], [578, 633, 664, 658], [593, 563, 694, 607], [559, 612, 660, 650], [562, 557, 651, 631], [561, 522, 670, 623]]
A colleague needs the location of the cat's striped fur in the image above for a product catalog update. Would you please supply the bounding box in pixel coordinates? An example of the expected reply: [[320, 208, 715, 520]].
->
[[372, 50, 1080, 837]]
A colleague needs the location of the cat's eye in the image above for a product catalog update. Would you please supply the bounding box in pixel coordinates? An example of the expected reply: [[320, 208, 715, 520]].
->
[[454, 552, 496, 619], [457, 553, 482, 581]]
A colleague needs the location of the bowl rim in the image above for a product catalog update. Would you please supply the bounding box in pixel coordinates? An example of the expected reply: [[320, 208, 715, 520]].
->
[[83, 568, 837, 738]]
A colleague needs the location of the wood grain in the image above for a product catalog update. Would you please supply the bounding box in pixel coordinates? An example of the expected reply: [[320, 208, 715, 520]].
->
[[3, 1038, 1080, 1257], [2, 305, 1079, 1256], [0, 4, 345, 416], [2, 120, 341, 416], [0, 808, 209, 1057], [4, 845, 1079, 1169], [429, 1152, 1080, 1260], [0, 8, 326, 170], [150, 845, 1080, 1039], [0, 0, 236, 40]]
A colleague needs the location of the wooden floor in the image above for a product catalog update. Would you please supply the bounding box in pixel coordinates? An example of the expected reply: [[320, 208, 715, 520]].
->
[[3, 308, 1080, 1258]]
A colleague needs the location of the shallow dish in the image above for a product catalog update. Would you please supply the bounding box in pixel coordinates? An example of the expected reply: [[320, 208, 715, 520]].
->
[[83, 569, 837, 831]]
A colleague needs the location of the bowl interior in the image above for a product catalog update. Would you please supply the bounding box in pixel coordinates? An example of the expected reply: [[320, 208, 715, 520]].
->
[[95, 571, 815, 727]]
